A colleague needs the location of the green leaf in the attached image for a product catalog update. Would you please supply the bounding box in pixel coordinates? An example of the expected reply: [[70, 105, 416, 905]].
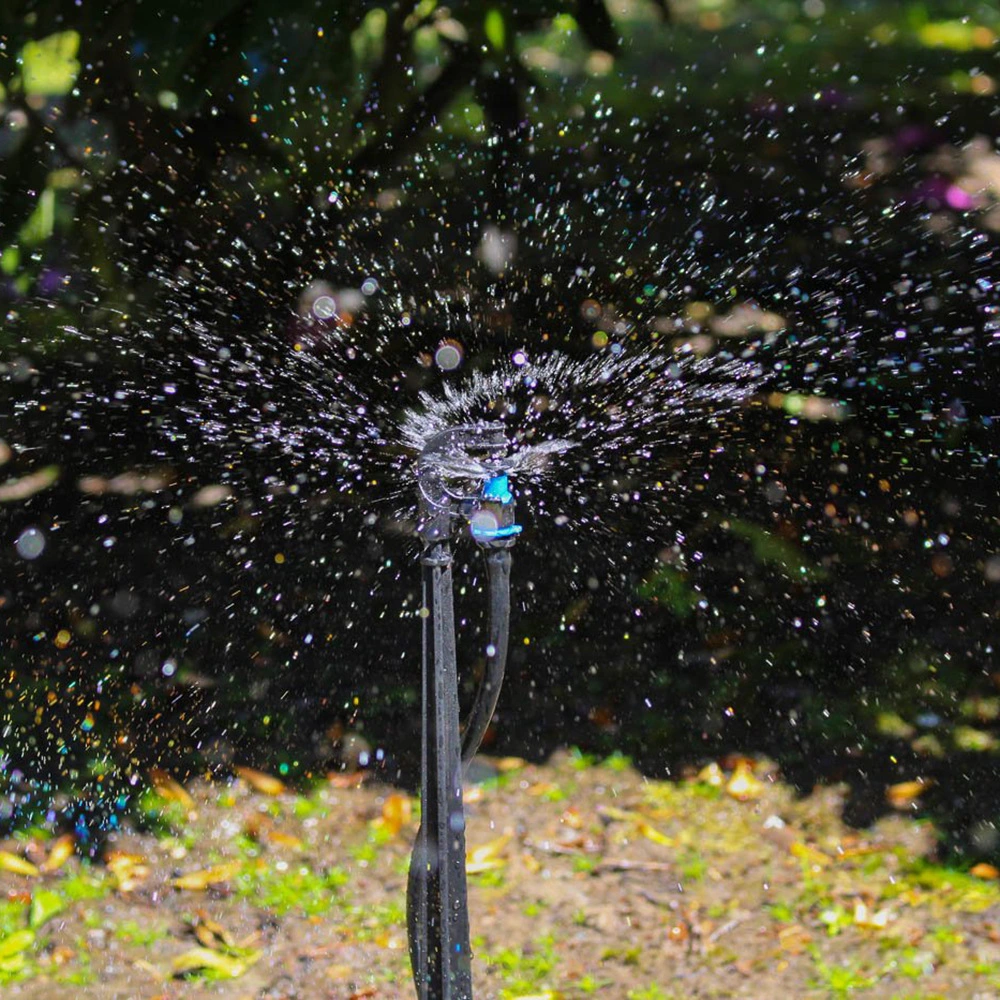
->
[[0, 247, 17, 276], [21, 31, 81, 97], [29, 889, 64, 929], [724, 518, 827, 583], [637, 564, 700, 617], [484, 8, 506, 51], [18, 188, 56, 247], [0, 928, 35, 961]]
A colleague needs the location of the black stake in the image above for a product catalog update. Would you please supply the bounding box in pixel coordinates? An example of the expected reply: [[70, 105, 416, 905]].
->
[[407, 539, 473, 999]]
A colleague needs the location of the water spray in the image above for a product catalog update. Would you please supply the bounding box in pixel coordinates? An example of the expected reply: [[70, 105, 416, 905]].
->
[[407, 423, 521, 1000]]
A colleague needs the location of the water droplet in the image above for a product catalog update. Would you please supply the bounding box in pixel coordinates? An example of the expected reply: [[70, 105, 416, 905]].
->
[[15, 527, 45, 560], [434, 341, 463, 371]]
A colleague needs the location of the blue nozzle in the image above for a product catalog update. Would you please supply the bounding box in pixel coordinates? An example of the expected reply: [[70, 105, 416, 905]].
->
[[483, 473, 513, 504], [471, 472, 521, 543], [471, 523, 523, 541]]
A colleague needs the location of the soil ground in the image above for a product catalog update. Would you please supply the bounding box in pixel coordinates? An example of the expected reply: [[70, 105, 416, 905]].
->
[[1, 751, 999, 999]]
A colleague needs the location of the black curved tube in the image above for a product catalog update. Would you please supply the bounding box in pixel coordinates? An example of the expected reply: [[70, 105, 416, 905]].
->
[[407, 541, 473, 1000], [460, 547, 512, 767]]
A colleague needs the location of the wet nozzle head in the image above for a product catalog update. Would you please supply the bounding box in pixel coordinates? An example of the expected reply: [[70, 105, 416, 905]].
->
[[416, 423, 522, 545]]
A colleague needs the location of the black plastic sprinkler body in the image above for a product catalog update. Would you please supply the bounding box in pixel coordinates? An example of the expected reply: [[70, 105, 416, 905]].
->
[[407, 424, 521, 1000]]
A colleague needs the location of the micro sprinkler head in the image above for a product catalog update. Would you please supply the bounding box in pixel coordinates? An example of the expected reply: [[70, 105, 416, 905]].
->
[[416, 422, 522, 548]]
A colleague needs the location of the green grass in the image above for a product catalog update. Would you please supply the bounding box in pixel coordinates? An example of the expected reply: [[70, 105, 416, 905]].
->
[[767, 901, 796, 922], [895, 860, 1000, 911], [626, 986, 674, 1000], [236, 862, 349, 917], [134, 788, 189, 834], [0, 901, 27, 940], [486, 934, 559, 996], [113, 918, 172, 946], [350, 899, 408, 942], [568, 748, 599, 771], [575, 973, 614, 993], [469, 869, 507, 889], [679, 849, 708, 883], [603, 751, 632, 772], [58, 866, 107, 903], [601, 944, 643, 966], [809, 949, 877, 998]]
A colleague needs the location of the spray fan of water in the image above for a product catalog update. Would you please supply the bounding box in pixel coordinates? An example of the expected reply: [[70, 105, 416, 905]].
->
[[1, 1, 1000, 841]]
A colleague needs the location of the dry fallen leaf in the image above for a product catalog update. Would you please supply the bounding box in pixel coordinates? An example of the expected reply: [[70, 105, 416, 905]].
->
[[637, 821, 674, 848], [375, 793, 412, 837], [325, 963, 354, 981], [595, 805, 672, 845], [234, 765, 286, 796], [789, 841, 832, 868], [494, 757, 527, 772], [853, 900, 895, 929], [106, 851, 150, 893], [149, 768, 196, 812], [48, 944, 76, 966], [171, 947, 260, 979], [696, 762, 726, 787], [559, 808, 584, 830], [191, 911, 235, 950], [132, 958, 166, 982], [521, 852, 541, 873], [0, 852, 40, 877], [40, 835, 75, 874], [886, 778, 933, 809], [527, 782, 561, 797], [778, 924, 813, 954], [329, 771, 367, 788], [172, 861, 242, 891], [726, 761, 765, 802], [597, 805, 639, 824], [267, 829, 305, 850], [189, 910, 259, 952], [971, 862, 1000, 880], [242, 814, 270, 843], [467, 834, 512, 873]]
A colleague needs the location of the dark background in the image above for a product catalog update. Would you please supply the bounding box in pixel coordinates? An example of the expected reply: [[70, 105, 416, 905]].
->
[[0, 0, 998, 856]]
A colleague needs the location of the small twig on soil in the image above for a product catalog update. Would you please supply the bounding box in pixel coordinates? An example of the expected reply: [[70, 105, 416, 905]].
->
[[638, 888, 681, 908], [523, 840, 674, 873], [523, 839, 600, 857], [595, 859, 675, 873], [707, 912, 752, 943]]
